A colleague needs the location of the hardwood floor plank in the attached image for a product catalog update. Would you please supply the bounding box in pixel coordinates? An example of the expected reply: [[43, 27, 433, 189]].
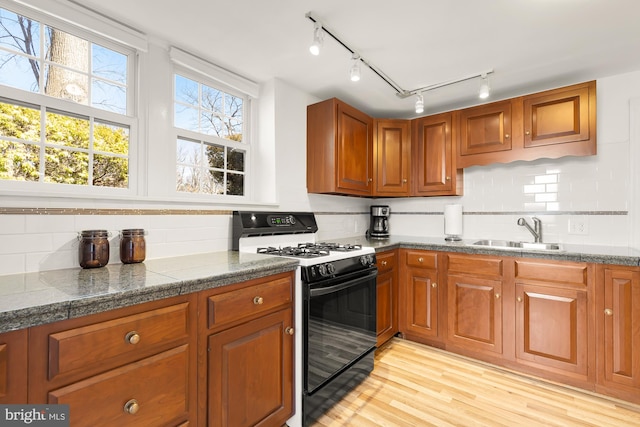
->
[[310, 338, 640, 427]]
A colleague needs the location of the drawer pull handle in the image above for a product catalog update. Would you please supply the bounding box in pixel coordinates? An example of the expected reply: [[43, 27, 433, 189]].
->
[[285, 327, 295, 335], [381, 261, 387, 266], [253, 296, 264, 305], [418, 257, 424, 263], [431, 283, 437, 288], [125, 331, 140, 345], [124, 399, 140, 415], [604, 308, 613, 316]]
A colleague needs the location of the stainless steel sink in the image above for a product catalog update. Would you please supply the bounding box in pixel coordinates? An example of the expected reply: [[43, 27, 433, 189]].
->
[[471, 240, 562, 251]]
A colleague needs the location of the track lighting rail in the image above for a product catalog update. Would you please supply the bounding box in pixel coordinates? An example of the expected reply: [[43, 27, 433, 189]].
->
[[305, 12, 493, 102]]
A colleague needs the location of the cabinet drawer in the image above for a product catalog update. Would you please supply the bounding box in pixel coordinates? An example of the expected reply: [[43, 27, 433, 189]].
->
[[515, 260, 588, 288], [48, 303, 189, 381], [405, 251, 437, 269], [49, 345, 189, 427], [376, 251, 397, 273], [208, 275, 293, 329], [447, 254, 503, 278]]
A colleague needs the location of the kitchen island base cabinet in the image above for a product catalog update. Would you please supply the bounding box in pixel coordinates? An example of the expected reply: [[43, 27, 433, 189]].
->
[[596, 265, 640, 404], [0, 329, 27, 404]]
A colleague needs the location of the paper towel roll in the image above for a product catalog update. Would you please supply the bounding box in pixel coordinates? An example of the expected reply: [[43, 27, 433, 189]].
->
[[444, 204, 463, 238]]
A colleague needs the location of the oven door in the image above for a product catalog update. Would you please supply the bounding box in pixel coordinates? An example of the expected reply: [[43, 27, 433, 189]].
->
[[304, 267, 377, 394]]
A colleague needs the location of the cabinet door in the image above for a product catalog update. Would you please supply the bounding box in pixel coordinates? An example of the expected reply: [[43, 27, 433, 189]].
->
[[376, 251, 398, 346], [401, 266, 439, 340], [447, 274, 503, 356], [458, 100, 512, 157], [523, 84, 591, 148], [374, 119, 410, 196], [412, 112, 461, 195], [515, 283, 589, 378], [208, 308, 293, 427], [336, 101, 373, 195], [597, 266, 640, 398], [0, 329, 27, 404]]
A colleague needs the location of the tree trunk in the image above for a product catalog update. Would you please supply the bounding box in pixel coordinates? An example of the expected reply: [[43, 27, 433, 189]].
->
[[45, 29, 89, 103]]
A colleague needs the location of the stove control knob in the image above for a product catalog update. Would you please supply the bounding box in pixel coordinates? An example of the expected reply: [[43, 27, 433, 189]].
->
[[360, 254, 373, 266], [318, 264, 327, 276], [287, 215, 296, 225], [326, 263, 336, 275]]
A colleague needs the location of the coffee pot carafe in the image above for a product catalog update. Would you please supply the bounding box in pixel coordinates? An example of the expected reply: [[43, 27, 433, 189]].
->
[[368, 205, 390, 239]]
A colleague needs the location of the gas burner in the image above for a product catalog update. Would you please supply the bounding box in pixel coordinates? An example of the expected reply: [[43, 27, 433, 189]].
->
[[314, 242, 363, 252], [257, 246, 330, 258]]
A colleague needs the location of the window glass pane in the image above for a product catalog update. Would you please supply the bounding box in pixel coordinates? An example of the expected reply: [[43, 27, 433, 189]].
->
[[0, 101, 41, 142], [201, 112, 224, 137], [46, 111, 89, 149], [209, 169, 224, 194], [94, 121, 129, 155], [0, 140, 40, 181], [45, 27, 89, 72], [175, 104, 199, 132], [0, 9, 40, 56], [202, 84, 223, 113], [227, 172, 243, 196], [176, 165, 201, 193], [175, 74, 198, 106], [0, 52, 40, 92], [44, 146, 88, 184], [225, 93, 242, 119], [93, 153, 128, 188], [92, 79, 126, 114], [44, 65, 89, 104], [91, 44, 126, 83], [206, 143, 224, 169], [177, 138, 200, 165], [227, 148, 244, 172], [228, 119, 242, 142]]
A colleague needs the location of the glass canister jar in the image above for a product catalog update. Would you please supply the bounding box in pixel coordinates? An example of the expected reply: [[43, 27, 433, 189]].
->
[[120, 229, 146, 264], [78, 230, 110, 269]]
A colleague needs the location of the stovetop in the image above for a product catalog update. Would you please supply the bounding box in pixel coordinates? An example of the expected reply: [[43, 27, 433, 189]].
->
[[257, 242, 363, 259]]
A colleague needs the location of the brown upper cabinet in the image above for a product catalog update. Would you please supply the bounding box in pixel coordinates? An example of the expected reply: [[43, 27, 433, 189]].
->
[[307, 98, 374, 196], [373, 119, 411, 197], [457, 81, 596, 168], [412, 112, 463, 196]]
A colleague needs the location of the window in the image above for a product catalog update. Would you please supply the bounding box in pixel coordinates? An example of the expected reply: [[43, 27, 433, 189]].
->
[[0, 5, 134, 190], [174, 73, 247, 196]]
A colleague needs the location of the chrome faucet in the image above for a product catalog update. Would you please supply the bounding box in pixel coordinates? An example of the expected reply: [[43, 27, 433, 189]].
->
[[517, 217, 542, 243]]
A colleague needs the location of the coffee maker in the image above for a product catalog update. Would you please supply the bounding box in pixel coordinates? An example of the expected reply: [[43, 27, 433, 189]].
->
[[368, 205, 390, 239]]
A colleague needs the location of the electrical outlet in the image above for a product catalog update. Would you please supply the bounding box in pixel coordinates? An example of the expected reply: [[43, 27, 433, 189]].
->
[[568, 218, 589, 235]]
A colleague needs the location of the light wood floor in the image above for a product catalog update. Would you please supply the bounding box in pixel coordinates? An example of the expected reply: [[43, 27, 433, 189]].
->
[[311, 338, 640, 427]]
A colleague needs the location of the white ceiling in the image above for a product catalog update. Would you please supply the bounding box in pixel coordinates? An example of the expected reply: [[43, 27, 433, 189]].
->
[[79, 0, 640, 118]]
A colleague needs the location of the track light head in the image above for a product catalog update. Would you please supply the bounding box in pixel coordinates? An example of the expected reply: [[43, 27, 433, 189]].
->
[[415, 93, 424, 114], [478, 74, 490, 99], [309, 22, 323, 56], [350, 54, 361, 82]]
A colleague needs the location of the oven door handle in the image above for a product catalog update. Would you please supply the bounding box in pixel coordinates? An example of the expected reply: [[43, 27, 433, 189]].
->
[[309, 270, 377, 297]]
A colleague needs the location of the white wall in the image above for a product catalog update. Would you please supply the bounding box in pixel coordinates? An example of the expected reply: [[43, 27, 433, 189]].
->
[[1, 71, 639, 276]]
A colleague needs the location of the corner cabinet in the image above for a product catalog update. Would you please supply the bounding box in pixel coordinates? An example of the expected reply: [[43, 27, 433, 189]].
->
[[0, 329, 28, 404], [412, 112, 463, 196], [457, 80, 596, 168], [376, 250, 399, 346], [307, 98, 374, 196], [374, 120, 411, 196], [198, 272, 295, 427], [595, 264, 640, 403]]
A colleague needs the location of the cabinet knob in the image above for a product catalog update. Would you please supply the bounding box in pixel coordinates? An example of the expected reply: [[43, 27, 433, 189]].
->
[[253, 296, 264, 305], [402, 179, 407, 183], [431, 283, 437, 288], [285, 327, 295, 335], [495, 293, 500, 299], [446, 176, 451, 181], [505, 134, 510, 139], [125, 331, 140, 345], [525, 131, 530, 135], [124, 399, 140, 415], [418, 257, 424, 263], [604, 308, 613, 316], [368, 178, 373, 182], [381, 260, 387, 266], [517, 297, 523, 303]]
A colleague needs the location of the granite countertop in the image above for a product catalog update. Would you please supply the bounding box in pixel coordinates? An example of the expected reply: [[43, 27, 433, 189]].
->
[[0, 251, 298, 334], [2, 235, 639, 334]]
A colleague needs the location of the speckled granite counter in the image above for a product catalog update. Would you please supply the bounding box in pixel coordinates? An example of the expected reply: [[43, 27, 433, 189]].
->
[[331, 235, 640, 267], [0, 251, 298, 334]]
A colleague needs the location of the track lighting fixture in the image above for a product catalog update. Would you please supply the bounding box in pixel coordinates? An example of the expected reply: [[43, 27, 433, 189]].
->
[[478, 74, 490, 99], [350, 54, 361, 82], [305, 12, 495, 113], [309, 21, 323, 56], [415, 93, 424, 114]]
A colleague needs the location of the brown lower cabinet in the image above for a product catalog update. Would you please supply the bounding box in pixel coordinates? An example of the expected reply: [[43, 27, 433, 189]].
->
[[20, 270, 294, 427], [376, 250, 399, 346], [399, 250, 638, 405]]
